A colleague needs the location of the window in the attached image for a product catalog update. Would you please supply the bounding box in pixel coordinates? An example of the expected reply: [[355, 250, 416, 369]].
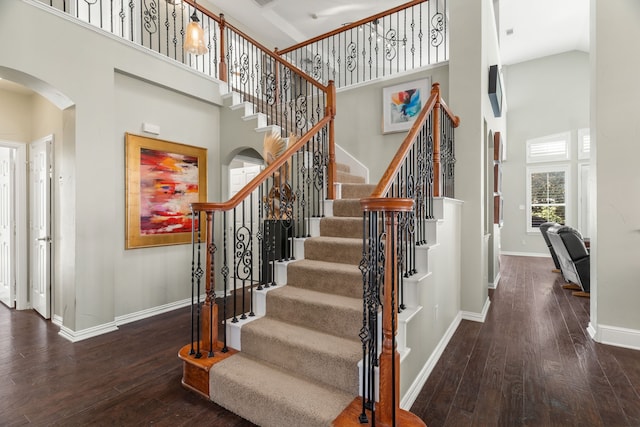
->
[[526, 165, 569, 232], [578, 128, 590, 159], [526, 132, 570, 163]]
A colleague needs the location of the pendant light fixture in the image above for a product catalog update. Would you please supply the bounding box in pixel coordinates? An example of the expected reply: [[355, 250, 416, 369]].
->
[[184, 1, 208, 55]]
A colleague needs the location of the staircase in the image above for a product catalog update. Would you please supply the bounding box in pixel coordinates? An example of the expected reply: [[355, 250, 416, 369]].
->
[[209, 164, 375, 426], [182, 62, 459, 426]]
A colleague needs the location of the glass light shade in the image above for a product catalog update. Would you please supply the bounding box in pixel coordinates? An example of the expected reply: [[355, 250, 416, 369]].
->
[[184, 21, 208, 55]]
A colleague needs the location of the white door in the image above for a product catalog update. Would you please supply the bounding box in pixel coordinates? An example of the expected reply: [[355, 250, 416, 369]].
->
[[228, 165, 261, 281], [0, 147, 14, 308], [30, 136, 53, 319]]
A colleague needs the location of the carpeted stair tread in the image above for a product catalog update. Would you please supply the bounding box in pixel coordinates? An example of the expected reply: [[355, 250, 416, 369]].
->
[[332, 199, 364, 218], [287, 259, 362, 299], [341, 183, 376, 199], [210, 353, 354, 427], [336, 170, 366, 184], [320, 216, 363, 238], [241, 316, 361, 394], [336, 162, 351, 173], [266, 285, 361, 339], [304, 236, 362, 265]]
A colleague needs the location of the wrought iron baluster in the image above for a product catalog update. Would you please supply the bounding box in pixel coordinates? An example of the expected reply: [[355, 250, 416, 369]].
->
[[249, 192, 255, 316], [231, 207, 238, 322], [189, 208, 197, 355], [194, 211, 203, 358], [240, 201, 247, 320], [257, 184, 265, 290], [222, 212, 229, 352], [207, 212, 216, 357]]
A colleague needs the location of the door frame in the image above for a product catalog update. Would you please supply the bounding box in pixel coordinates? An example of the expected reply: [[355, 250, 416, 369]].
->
[[0, 140, 28, 310]]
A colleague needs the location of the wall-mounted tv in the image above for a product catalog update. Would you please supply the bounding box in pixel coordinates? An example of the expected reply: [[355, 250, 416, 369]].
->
[[488, 64, 502, 117]]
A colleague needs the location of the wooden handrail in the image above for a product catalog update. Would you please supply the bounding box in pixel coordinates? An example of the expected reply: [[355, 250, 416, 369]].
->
[[182, 0, 221, 23], [440, 98, 461, 128], [277, 0, 427, 56], [184, 0, 328, 92], [192, 115, 332, 213]]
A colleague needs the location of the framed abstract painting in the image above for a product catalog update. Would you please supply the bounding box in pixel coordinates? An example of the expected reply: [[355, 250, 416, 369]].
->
[[382, 77, 431, 134], [125, 133, 207, 249]]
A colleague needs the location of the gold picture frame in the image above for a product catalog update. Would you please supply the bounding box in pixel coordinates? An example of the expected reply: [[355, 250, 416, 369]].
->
[[125, 133, 207, 249]]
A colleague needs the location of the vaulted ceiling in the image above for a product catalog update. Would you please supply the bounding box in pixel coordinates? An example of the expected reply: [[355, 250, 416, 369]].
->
[[203, 0, 589, 65]]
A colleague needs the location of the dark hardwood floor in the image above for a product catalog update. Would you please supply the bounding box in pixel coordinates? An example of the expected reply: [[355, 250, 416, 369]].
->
[[1, 255, 639, 426], [0, 304, 255, 426], [412, 255, 640, 427]]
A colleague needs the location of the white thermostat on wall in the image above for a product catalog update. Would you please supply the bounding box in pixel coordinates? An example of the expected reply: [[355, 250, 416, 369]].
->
[[142, 122, 160, 135]]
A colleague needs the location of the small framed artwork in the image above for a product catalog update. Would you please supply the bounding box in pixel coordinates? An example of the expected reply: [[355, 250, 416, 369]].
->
[[125, 133, 207, 249], [382, 77, 431, 134]]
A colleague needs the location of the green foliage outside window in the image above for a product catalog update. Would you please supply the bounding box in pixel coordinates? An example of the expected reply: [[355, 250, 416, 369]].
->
[[530, 171, 566, 228]]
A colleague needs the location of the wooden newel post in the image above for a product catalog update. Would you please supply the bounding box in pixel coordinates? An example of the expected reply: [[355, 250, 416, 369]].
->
[[432, 83, 442, 197], [359, 198, 426, 427], [219, 14, 227, 83], [327, 80, 337, 200], [379, 207, 402, 427], [201, 211, 218, 355]]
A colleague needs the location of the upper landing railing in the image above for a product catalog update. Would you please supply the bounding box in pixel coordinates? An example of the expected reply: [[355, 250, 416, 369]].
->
[[39, 0, 449, 93], [276, 0, 448, 89], [37, 0, 334, 142]]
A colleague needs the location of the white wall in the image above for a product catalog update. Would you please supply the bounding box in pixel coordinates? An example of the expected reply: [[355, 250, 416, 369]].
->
[[590, 0, 640, 346], [448, 0, 504, 315], [0, 0, 223, 333], [502, 51, 590, 255], [402, 199, 462, 401], [113, 72, 220, 318]]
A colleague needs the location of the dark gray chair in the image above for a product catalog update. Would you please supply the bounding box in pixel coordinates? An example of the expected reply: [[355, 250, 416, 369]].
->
[[547, 224, 590, 295], [539, 222, 561, 271]]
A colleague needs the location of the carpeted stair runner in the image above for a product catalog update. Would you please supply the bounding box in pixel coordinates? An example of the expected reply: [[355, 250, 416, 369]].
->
[[209, 165, 372, 427]]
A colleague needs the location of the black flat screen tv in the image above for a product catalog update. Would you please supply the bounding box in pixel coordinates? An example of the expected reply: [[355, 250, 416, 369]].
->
[[488, 65, 502, 117]]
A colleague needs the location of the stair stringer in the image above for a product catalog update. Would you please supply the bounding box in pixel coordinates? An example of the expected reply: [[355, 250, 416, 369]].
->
[[352, 197, 464, 408], [398, 197, 464, 409]]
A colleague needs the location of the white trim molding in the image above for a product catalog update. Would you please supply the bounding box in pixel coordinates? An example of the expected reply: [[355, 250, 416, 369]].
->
[[461, 297, 491, 323], [59, 322, 119, 343], [57, 298, 194, 342], [52, 314, 63, 327], [501, 251, 550, 258], [590, 323, 640, 351], [401, 312, 462, 410], [114, 297, 192, 326], [488, 272, 501, 290]]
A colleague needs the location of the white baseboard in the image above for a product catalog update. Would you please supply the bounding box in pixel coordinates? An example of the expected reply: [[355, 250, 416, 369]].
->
[[400, 312, 462, 410], [59, 322, 119, 343], [587, 322, 597, 340], [52, 314, 63, 327], [488, 272, 501, 290], [592, 323, 640, 351], [461, 297, 491, 323], [114, 297, 192, 326], [500, 251, 550, 258], [57, 298, 193, 342]]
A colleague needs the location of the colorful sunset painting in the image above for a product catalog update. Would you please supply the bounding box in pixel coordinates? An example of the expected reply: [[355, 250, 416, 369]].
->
[[139, 148, 199, 235]]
